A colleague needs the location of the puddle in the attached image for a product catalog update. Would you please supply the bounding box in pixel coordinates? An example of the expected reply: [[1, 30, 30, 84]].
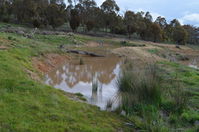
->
[[44, 56, 122, 110], [189, 64, 199, 69], [188, 57, 199, 70]]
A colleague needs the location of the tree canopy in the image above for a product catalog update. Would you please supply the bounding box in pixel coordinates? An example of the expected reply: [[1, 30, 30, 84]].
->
[[0, 0, 198, 45]]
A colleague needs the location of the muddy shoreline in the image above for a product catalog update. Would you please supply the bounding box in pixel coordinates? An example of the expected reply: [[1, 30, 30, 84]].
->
[[32, 53, 70, 74]]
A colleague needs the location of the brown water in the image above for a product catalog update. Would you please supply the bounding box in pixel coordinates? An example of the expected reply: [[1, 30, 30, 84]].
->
[[44, 55, 122, 110]]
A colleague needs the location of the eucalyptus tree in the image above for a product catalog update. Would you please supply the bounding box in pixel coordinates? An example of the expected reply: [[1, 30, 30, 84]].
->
[[151, 23, 163, 42], [0, 0, 12, 22], [100, 0, 120, 32], [80, 0, 97, 31], [46, 3, 66, 28], [101, 0, 119, 13], [173, 26, 188, 45], [165, 19, 188, 45], [155, 16, 167, 29], [183, 25, 199, 45], [155, 16, 168, 41], [50, 0, 64, 4], [124, 11, 137, 38], [139, 12, 153, 40], [69, 8, 80, 32]]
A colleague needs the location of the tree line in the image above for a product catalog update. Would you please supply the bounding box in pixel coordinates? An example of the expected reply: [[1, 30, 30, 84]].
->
[[0, 0, 198, 45]]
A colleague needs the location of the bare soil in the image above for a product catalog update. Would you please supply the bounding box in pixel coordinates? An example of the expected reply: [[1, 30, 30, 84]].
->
[[112, 39, 199, 66], [112, 44, 165, 64], [0, 45, 8, 50], [32, 53, 70, 73], [86, 41, 109, 47]]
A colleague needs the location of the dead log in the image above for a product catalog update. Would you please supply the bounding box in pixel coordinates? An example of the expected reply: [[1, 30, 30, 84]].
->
[[66, 50, 105, 57]]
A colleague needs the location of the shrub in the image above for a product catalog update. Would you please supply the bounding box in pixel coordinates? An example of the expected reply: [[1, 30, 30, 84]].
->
[[8, 36, 12, 40], [92, 80, 98, 92], [33, 19, 41, 28], [116, 62, 163, 114], [8, 36, 17, 41], [79, 58, 84, 65]]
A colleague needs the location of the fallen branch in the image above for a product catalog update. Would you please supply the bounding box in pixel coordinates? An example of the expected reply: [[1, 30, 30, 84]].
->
[[66, 50, 105, 57]]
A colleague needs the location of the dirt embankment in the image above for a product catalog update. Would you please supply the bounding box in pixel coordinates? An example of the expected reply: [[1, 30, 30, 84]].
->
[[112, 38, 199, 66], [32, 53, 70, 73], [0, 45, 8, 50], [112, 46, 164, 63]]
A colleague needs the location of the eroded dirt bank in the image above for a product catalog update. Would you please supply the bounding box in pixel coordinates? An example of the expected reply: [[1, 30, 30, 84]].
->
[[32, 40, 199, 75], [112, 46, 164, 63], [111, 38, 199, 67], [32, 53, 70, 73]]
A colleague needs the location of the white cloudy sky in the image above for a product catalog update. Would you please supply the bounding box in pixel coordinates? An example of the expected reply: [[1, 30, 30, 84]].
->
[[65, 0, 199, 26]]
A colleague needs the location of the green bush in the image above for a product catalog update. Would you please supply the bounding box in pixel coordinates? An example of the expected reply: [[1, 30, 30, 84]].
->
[[79, 57, 84, 65], [117, 63, 163, 114], [181, 111, 199, 124]]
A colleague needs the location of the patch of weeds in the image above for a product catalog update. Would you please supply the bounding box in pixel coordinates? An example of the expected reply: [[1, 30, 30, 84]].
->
[[7, 36, 17, 41], [176, 53, 189, 61], [121, 41, 145, 47], [114, 60, 196, 131], [181, 110, 199, 124], [169, 114, 179, 125], [79, 57, 84, 65], [106, 99, 113, 110], [75, 93, 87, 101], [79, 97, 87, 101], [117, 63, 162, 112], [148, 49, 159, 54], [75, 93, 84, 97], [92, 78, 98, 92]]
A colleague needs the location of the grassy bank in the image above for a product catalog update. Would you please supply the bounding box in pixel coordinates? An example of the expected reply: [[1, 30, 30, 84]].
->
[[0, 32, 132, 132], [115, 61, 199, 131]]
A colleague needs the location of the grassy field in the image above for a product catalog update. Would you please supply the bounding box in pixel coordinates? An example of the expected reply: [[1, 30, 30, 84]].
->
[[0, 23, 199, 131]]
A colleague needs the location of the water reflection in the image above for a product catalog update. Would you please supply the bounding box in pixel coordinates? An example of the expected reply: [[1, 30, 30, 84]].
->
[[188, 57, 199, 69], [44, 56, 122, 109]]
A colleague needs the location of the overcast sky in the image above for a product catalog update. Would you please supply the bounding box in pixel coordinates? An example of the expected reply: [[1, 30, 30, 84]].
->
[[65, 0, 199, 26]]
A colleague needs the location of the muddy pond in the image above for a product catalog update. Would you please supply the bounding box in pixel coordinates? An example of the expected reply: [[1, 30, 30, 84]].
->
[[44, 55, 122, 110], [182, 56, 199, 70], [188, 57, 199, 69]]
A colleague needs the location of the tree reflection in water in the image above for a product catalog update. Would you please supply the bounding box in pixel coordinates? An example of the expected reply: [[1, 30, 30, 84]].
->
[[45, 56, 122, 109]]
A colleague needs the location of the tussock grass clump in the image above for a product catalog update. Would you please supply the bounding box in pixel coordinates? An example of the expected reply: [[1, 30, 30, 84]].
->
[[117, 63, 162, 114], [8, 36, 17, 41], [79, 57, 84, 65], [92, 79, 98, 92], [92, 73, 99, 92], [114, 60, 193, 131]]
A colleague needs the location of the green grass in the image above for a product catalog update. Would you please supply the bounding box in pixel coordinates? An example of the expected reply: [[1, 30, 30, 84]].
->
[[0, 22, 24, 28], [0, 32, 132, 131], [114, 60, 199, 131], [159, 61, 199, 130], [160, 61, 199, 89], [75, 34, 121, 45], [34, 34, 74, 45], [147, 49, 160, 54]]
